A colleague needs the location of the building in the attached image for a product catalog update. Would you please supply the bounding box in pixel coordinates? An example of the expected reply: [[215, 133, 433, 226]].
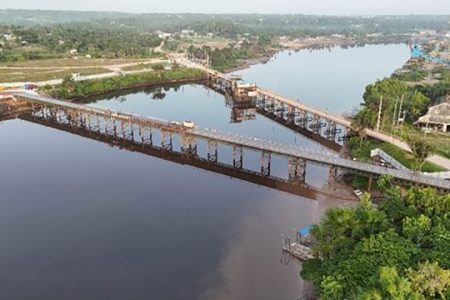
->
[[415, 96, 450, 133]]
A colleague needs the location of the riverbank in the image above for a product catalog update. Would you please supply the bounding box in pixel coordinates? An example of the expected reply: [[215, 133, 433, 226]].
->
[[41, 68, 205, 100], [223, 55, 272, 73]]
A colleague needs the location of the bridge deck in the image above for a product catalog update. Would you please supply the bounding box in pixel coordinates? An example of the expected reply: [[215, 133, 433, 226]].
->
[[178, 59, 412, 152], [13, 92, 450, 191]]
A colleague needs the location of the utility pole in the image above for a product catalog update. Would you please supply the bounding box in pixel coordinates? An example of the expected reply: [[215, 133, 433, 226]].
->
[[376, 96, 383, 132], [392, 96, 399, 128], [397, 94, 404, 127]]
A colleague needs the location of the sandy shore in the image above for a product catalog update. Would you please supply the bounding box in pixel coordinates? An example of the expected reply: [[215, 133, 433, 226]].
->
[[224, 55, 273, 73]]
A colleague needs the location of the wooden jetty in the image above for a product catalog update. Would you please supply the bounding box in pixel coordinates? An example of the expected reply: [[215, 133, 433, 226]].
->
[[281, 235, 314, 261]]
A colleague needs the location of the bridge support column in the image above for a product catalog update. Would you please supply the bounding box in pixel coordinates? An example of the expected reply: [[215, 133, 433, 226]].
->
[[260, 152, 271, 177], [368, 176, 373, 191], [141, 128, 153, 146], [207, 140, 218, 163], [181, 134, 197, 156], [297, 111, 308, 128], [267, 99, 275, 114], [328, 166, 339, 185], [310, 115, 321, 135], [288, 158, 306, 184], [233, 145, 243, 169], [339, 128, 353, 145], [325, 122, 337, 141], [161, 130, 173, 151], [287, 106, 296, 123]]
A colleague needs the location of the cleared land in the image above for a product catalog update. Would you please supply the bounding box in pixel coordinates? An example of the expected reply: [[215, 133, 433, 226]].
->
[[0, 68, 111, 83], [0, 58, 170, 83], [0, 58, 152, 68]]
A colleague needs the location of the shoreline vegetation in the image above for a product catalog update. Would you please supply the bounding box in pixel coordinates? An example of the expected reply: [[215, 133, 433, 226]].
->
[[41, 68, 205, 100], [302, 178, 450, 299]]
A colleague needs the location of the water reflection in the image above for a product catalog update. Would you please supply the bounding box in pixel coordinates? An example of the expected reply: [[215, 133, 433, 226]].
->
[[0, 119, 347, 300], [233, 44, 410, 115], [0, 45, 409, 300]]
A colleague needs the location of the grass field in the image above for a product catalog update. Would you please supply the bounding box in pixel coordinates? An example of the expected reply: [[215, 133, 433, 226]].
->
[[0, 68, 110, 83], [0, 58, 151, 68], [349, 137, 446, 173], [121, 63, 155, 71], [387, 125, 450, 159]]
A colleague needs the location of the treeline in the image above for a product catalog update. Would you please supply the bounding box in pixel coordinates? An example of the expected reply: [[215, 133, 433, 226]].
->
[[187, 37, 272, 71], [353, 79, 430, 132], [302, 178, 450, 299], [353, 65, 450, 132], [2, 10, 450, 37], [43, 68, 204, 99], [0, 25, 162, 62]]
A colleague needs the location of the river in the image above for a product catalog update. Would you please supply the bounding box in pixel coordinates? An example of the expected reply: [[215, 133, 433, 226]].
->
[[0, 44, 410, 300]]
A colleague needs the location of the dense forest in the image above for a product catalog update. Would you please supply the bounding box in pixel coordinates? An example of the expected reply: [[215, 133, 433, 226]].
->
[[2, 10, 450, 36], [302, 178, 450, 299], [0, 25, 162, 62]]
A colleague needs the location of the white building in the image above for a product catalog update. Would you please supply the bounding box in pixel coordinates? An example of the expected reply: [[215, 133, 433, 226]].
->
[[415, 96, 450, 133]]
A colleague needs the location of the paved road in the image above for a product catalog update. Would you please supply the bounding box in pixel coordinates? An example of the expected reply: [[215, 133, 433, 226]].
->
[[427, 154, 450, 170]]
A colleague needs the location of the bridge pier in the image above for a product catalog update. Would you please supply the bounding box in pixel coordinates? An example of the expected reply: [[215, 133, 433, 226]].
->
[[260, 152, 271, 177], [288, 158, 306, 184], [141, 128, 153, 146], [325, 122, 337, 141], [233, 145, 243, 169], [287, 107, 296, 123], [328, 166, 339, 185], [181, 134, 198, 157], [297, 111, 310, 128], [161, 130, 173, 151], [310, 115, 322, 135], [207, 140, 218, 163]]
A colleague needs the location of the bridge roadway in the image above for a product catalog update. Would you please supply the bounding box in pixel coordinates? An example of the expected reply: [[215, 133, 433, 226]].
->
[[176, 58, 413, 153], [12, 92, 450, 191]]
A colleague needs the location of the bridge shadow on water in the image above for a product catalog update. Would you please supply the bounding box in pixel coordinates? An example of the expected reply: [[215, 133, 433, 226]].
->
[[18, 113, 346, 200]]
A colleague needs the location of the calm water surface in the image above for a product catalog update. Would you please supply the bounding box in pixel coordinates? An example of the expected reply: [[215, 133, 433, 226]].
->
[[0, 45, 409, 300], [233, 44, 411, 115]]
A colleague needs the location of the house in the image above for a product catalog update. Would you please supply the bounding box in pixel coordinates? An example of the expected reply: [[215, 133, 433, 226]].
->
[[69, 49, 78, 55], [3, 33, 14, 41], [415, 95, 450, 133]]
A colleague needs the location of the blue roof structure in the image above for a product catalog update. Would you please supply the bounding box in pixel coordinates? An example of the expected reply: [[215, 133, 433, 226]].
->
[[298, 225, 313, 237], [411, 45, 423, 59]]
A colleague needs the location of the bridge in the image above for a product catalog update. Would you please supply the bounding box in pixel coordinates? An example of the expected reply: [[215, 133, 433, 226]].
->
[[176, 58, 413, 153], [8, 92, 450, 192]]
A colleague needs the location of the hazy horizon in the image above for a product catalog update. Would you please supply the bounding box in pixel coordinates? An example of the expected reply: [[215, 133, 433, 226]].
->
[[2, 0, 450, 15]]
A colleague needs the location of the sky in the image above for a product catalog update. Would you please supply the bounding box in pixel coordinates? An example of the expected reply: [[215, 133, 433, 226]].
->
[[2, 0, 450, 15]]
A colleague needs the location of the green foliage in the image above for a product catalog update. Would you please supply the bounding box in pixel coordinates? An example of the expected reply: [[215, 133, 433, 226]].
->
[[302, 184, 450, 299], [407, 136, 435, 171], [187, 44, 270, 71], [379, 266, 418, 300], [353, 79, 431, 131], [45, 68, 204, 99], [408, 262, 450, 299], [2, 11, 450, 37], [348, 136, 445, 173], [0, 25, 162, 63]]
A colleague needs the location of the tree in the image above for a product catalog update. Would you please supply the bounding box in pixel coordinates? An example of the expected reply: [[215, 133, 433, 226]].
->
[[407, 136, 435, 171], [301, 182, 450, 299], [352, 109, 373, 148], [408, 262, 450, 299], [379, 266, 419, 300]]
